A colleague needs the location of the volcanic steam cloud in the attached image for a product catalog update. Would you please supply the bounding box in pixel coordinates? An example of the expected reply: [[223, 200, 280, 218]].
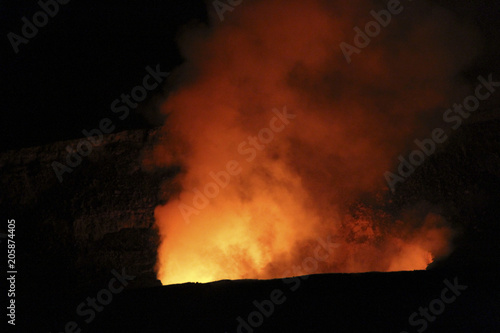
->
[[148, 0, 479, 285]]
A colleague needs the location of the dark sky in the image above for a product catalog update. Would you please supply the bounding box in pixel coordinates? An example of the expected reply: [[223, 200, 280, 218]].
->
[[0, 0, 208, 152], [1, 0, 499, 152]]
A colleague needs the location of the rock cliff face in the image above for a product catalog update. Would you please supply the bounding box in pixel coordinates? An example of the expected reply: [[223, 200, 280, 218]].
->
[[391, 110, 500, 270], [0, 129, 178, 295]]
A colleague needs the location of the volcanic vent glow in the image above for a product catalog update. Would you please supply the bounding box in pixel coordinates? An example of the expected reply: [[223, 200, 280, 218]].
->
[[149, 0, 478, 285]]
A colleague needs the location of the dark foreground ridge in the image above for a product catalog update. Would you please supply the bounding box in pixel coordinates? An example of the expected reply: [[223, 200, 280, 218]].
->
[[90, 269, 498, 332]]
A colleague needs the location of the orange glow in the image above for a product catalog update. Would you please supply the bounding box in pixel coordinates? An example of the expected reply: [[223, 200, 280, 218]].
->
[[149, 0, 476, 285]]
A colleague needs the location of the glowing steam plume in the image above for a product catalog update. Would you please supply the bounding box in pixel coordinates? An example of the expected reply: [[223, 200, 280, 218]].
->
[[148, 0, 479, 285]]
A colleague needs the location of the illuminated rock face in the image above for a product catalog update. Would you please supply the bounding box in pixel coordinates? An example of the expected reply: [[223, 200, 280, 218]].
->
[[0, 128, 177, 292], [390, 111, 500, 271]]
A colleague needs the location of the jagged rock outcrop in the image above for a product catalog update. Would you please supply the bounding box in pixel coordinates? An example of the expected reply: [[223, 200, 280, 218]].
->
[[0, 129, 178, 293]]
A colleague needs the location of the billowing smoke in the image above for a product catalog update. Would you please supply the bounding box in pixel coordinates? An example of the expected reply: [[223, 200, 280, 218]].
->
[[148, 0, 479, 285]]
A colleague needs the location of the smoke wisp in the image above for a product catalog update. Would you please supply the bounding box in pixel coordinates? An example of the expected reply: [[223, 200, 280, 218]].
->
[[149, 0, 479, 285]]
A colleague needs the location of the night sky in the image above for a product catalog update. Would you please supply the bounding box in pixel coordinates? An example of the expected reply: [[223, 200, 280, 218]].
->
[[1, 0, 207, 152], [1, 0, 499, 152]]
